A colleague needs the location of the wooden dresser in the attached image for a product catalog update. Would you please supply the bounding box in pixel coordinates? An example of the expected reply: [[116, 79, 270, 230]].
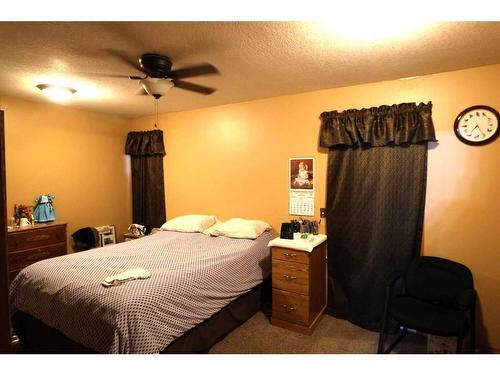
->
[[7, 223, 67, 283], [270, 235, 327, 335]]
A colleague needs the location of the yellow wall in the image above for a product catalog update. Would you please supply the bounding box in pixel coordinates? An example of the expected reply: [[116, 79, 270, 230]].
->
[[130, 64, 500, 351], [0, 96, 132, 248]]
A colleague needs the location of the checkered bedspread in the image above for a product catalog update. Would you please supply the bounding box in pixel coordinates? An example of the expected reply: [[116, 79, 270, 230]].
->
[[10, 230, 272, 353]]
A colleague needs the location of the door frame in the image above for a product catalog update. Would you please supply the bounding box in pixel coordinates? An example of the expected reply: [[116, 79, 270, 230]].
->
[[0, 110, 12, 352]]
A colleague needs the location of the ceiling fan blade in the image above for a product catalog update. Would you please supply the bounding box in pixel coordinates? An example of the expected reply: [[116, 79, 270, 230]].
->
[[136, 87, 149, 96], [173, 80, 216, 95], [105, 49, 143, 73], [169, 64, 219, 79], [76, 72, 136, 79]]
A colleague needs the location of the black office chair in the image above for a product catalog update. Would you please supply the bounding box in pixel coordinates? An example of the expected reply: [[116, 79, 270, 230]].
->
[[72, 227, 99, 251], [378, 256, 476, 354]]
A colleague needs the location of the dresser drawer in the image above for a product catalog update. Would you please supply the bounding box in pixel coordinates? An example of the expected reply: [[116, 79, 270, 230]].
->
[[8, 244, 66, 271], [272, 247, 310, 264], [272, 289, 309, 325], [7, 225, 66, 252], [272, 259, 309, 295]]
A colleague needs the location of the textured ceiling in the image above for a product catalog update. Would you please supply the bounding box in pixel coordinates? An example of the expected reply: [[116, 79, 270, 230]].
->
[[1, 21, 500, 118]]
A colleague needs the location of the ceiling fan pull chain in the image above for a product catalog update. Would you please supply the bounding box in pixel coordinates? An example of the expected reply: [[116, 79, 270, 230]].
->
[[154, 99, 159, 128]]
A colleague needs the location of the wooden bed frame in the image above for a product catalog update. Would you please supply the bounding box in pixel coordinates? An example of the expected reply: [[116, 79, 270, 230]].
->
[[13, 278, 271, 354]]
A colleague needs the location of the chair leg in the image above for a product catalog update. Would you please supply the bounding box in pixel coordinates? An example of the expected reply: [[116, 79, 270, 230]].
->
[[378, 327, 386, 353], [469, 309, 476, 353], [456, 332, 464, 353], [385, 327, 407, 354], [377, 313, 390, 353], [378, 286, 392, 354]]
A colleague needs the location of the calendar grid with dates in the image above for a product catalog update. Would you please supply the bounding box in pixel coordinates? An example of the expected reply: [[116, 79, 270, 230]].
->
[[289, 191, 314, 216]]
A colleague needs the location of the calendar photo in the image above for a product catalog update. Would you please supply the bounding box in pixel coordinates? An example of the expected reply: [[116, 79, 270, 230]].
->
[[290, 158, 314, 190]]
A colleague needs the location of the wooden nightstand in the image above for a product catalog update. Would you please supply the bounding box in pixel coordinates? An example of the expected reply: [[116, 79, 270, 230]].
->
[[269, 235, 327, 335], [7, 222, 67, 283]]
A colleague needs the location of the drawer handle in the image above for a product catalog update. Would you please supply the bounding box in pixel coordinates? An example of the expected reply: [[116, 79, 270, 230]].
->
[[283, 253, 297, 258], [282, 304, 297, 312], [26, 234, 51, 242], [282, 274, 297, 281]]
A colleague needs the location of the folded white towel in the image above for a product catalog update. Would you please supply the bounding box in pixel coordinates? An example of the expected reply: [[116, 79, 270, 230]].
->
[[102, 267, 151, 288]]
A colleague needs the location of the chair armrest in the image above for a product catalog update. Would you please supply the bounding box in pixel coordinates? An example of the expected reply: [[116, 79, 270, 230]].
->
[[458, 288, 476, 310], [385, 271, 406, 287]]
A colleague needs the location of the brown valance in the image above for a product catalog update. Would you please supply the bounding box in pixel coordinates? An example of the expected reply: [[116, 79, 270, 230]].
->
[[125, 130, 165, 156], [319, 102, 437, 148]]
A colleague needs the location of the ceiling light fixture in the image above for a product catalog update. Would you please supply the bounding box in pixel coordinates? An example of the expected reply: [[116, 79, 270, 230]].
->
[[140, 78, 174, 99], [36, 84, 76, 103], [316, 19, 433, 42]]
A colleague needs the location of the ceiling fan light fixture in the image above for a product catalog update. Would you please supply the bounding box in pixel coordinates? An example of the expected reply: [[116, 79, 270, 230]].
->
[[140, 78, 174, 99], [36, 84, 76, 103]]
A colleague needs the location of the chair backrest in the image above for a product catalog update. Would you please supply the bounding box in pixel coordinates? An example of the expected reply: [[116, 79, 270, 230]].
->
[[72, 227, 99, 250], [405, 256, 473, 308]]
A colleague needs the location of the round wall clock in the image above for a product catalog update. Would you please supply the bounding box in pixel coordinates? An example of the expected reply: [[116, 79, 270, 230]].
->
[[454, 105, 500, 146]]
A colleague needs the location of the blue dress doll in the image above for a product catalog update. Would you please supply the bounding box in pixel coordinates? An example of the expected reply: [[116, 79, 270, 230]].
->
[[33, 194, 56, 223]]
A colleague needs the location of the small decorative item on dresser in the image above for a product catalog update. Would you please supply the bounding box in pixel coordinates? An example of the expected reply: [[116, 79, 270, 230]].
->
[[33, 194, 57, 223], [19, 217, 30, 227], [268, 234, 327, 335], [13, 204, 33, 226]]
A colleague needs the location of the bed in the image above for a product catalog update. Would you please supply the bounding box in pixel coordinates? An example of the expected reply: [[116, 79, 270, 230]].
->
[[9, 230, 273, 354]]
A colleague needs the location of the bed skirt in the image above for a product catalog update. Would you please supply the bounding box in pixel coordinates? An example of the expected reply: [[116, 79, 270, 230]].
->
[[13, 277, 271, 354]]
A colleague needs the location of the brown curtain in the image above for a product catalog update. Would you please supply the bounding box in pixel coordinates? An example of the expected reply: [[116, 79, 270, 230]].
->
[[125, 130, 166, 228], [320, 102, 436, 148], [319, 102, 436, 331]]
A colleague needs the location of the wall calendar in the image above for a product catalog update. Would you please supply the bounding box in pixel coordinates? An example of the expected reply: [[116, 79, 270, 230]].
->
[[289, 157, 314, 216]]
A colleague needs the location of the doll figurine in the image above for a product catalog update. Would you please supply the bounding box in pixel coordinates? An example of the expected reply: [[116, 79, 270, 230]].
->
[[33, 194, 57, 223]]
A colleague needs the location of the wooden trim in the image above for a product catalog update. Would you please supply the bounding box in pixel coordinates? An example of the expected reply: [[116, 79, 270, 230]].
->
[[0, 110, 12, 352]]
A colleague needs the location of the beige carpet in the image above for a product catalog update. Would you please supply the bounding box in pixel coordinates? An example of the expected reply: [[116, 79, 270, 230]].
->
[[209, 311, 427, 354]]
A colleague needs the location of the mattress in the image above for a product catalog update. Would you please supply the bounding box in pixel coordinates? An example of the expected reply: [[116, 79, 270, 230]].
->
[[9, 230, 273, 353]]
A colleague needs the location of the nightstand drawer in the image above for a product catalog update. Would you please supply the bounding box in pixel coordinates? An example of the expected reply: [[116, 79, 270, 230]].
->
[[272, 247, 310, 264], [7, 225, 66, 252], [272, 259, 309, 295], [8, 244, 66, 271], [272, 289, 309, 325]]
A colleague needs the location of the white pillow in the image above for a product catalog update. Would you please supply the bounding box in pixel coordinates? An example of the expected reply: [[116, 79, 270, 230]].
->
[[160, 215, 217, 233], [202, 220, 222, 236], [213, 218, 271, 239]]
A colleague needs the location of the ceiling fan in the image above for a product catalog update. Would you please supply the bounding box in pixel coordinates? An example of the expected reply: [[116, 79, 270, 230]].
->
[[104, 51, 219, 99]]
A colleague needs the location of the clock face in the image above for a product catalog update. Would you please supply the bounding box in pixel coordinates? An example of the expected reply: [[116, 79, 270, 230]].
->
[[454, 105, 500, 146]]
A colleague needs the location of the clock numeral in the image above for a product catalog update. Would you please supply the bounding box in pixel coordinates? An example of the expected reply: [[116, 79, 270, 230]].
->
[[487, 128, 493, 132], [474, 135, 480, 139]]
